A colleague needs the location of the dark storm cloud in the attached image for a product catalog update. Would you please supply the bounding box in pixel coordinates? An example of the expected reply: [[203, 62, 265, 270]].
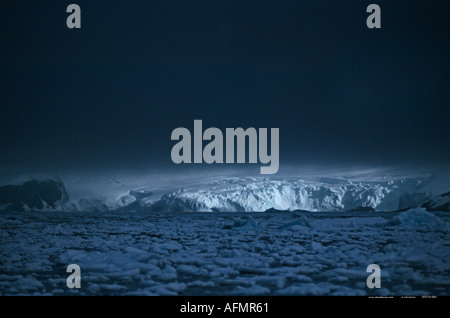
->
[[1, 0, 449, 173]]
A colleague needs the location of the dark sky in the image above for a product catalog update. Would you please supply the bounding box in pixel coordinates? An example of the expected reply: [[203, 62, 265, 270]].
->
[[1, 0, 450, 175]]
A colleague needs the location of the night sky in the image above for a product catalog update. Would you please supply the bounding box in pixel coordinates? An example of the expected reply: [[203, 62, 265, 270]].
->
[[1, 0, 450, 176]]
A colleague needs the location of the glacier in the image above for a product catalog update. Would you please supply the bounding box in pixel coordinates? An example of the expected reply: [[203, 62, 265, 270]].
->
[[115, 176, 435, 212], [84, 173, 441, 213], [1, 170, 448, 213]]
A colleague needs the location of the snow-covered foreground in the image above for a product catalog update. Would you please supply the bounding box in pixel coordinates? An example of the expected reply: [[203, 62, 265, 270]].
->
[[0, 208, 449, 296]]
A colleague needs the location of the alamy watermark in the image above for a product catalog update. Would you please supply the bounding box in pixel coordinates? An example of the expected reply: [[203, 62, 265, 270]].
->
[[66, 264, 81, 289], [66, 4, 81, 29], [171, 120, 280, 174], [366, 264, 381, 288]]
